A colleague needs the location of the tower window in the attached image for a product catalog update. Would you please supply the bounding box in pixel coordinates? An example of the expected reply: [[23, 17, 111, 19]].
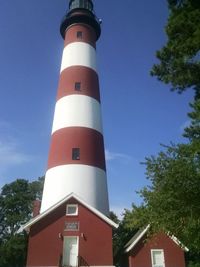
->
[[66, 204, 78, 216], [77, 31, 83, 39], [75, 82, 81, 91], [72, 148, 80, 160]]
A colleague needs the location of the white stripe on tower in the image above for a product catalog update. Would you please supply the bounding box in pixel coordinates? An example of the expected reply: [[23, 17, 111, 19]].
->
[[40, 16, 109, 215], [60, 42, 97, 73], [42, 165, 109, 215], [52, 95, 102, 134]]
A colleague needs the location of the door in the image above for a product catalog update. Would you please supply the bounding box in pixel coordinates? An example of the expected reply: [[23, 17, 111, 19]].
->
[[151, 249, 165, 267], [63, 237, 78, 267]]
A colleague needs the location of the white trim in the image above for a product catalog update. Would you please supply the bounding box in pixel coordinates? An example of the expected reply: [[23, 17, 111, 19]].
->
[[52, 95, 103, 134], [60, 42, 97, 73], [19, 193, 118, 233], [168, 233, 189, 252], [125, 225, 150, 252], [151, 249, 165, 267], [66, 204, 78, 216], [125, 225, 188, 253]]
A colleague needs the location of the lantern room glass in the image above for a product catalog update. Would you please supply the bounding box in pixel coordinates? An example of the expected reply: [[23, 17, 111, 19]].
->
[[69, 0, 93, 12]]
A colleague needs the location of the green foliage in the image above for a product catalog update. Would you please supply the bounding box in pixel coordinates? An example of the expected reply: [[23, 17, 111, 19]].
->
[[120, 204, 149, 230], [109, 211, 120, 224], [29, 176, 44, 201], [187, 259, 200, 267], [122, 99, 200, 264], [168, 0, 185, 9], [112, 210, 138, 267], [151, 0, 200, 98], [188, 264, 200, 267], [139, 142, 200, 251], [0, 234, 28, 267], [148, 1, 200, 260], [189, 264, 200, 267], [0, 177, 44, 267], [168, 0, 200, 9], [0, 179, 34, 239], [184, 98, 200, 141]]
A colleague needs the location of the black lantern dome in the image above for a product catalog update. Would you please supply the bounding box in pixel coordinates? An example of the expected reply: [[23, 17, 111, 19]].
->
[[60, 0, 101, 40]]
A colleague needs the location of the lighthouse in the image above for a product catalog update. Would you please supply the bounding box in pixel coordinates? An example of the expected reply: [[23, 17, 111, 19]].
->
[[40, 0, 109, 215], [41, 0, 109, 214], [22, 1, 118, 267]]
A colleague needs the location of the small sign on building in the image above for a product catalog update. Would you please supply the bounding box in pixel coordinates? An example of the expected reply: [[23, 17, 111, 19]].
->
[[65, 221, 79, 231]]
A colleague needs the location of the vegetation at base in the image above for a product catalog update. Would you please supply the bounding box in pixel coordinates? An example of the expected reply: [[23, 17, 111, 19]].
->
[[113, 211, 140, 267], [0, 177, 44, 267]]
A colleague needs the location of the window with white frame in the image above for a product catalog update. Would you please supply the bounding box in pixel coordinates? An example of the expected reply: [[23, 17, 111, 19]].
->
[[66, 204, 78, 216], [151, 249, 165, 267]]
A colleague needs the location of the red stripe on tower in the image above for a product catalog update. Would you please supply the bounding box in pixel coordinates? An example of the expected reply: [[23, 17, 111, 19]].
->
[[57, 67, 100, 101], [40, 0, 109, 215]]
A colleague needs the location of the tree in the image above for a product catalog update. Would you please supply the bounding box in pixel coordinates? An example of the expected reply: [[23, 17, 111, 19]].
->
[[0, 177, 44, 267], [151, 0, 200, 98], [111, 210, 138, 267], [0, 179, 33, 239], [29, 176, 44, 201], [140, 142, 200, 251], [184, 99, 200, 141], [122, 143, 200, 264], [123, 100, 200, 266], [147, 1, 200, 261], [120, 95, 200, 266], [0, 234, 28, 267]]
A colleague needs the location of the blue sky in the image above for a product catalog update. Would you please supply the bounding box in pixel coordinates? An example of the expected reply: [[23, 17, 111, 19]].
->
[[0, 1, 193, 217]]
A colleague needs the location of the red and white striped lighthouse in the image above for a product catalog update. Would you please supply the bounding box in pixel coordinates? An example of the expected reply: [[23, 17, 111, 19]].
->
[[40, 0, 109, 215]]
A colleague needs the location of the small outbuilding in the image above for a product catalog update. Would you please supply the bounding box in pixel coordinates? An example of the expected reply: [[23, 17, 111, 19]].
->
[[22, 193, 118, 267], [124, 225, 188, 267]]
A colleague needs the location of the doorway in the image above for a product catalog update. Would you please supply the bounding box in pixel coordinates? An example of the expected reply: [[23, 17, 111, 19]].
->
[[63, 236, 79, 267]]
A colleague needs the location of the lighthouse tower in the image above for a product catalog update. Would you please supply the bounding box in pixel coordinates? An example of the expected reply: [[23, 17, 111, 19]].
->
[[40, 0, 109, 215]]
